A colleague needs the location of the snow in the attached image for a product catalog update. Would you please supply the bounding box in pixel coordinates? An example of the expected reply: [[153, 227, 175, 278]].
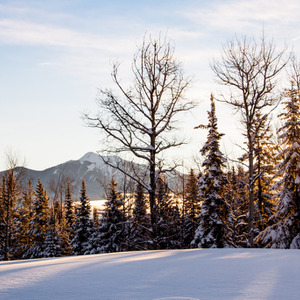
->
[[87, 163, 96, 172], [79, 152, 102, 167], [1, 249, 299, 300]]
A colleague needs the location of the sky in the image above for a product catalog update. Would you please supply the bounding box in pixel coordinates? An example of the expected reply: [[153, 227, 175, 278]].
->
[[1, 0, 300, 171]]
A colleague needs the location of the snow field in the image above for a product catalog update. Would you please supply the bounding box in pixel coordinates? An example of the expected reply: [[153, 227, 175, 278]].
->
[[0, 248, 299, 300]]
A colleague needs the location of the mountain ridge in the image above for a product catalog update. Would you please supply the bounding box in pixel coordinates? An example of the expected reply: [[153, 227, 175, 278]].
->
[[1, 152, 181, 200]]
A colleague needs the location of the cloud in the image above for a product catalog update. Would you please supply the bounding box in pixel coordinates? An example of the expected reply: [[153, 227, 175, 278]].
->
[[183, 0, 300, 33], [0, 19, 119, 51]]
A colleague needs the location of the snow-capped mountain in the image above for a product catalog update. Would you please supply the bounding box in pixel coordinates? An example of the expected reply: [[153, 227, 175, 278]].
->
[[3, 152, 181, 200]]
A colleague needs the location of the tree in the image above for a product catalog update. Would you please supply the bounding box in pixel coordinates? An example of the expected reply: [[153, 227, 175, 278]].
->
[[48, 174, 69, 227], [85, 35, 195, 242], [64, 180, 76, 242], [0, 156, 23, 260], [155, 175, 182, 249], [24, 179, 49, 259], [252, 113, 278, 234], [226, 166, 248, 247], [256, 57, 300, 248], [183, 169, 200, 247], [129, 182, 151, 250], [238, 111, 278, 241], [212, 34, 288, 247], [192, 95, 233, 248], [13, 179, 35, 258], [97, 177, 127, 253], [71, 179, 93, 255], [43, 211, 62, 257]]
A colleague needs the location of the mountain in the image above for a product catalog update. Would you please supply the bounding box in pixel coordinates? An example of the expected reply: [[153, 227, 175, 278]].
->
[[1, 152, 182, 200]]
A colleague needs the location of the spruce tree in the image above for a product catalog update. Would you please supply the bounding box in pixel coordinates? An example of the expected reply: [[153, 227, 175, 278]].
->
[[226, 166, 248, 247], [24, 179, 49, 258], [43, 210, 62, 257], [98, 177, 127, 253], [192, 95, 234, 248], [183, 169, 200, 248], [0, 170, 20, 260], [156, 176, 181, 249], [13, 179, 35, 258], [64, 180, 76, 243], [238, 111, 278, 241], [129, 182, 151, 250], [256, 78, 300, 248], [253, 114, 278, 235], [0, 176, 5, 259], [71, 179, 92, 255]]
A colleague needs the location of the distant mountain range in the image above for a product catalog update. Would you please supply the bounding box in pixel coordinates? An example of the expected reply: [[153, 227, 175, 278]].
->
[[1, 152, 182, 200]]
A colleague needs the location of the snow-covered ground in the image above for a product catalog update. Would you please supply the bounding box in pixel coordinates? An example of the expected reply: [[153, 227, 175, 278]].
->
[[0, 249, 299, 300]]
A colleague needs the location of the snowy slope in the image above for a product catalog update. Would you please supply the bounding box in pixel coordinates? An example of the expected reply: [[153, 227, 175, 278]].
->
[[0, 249, 299, 300]]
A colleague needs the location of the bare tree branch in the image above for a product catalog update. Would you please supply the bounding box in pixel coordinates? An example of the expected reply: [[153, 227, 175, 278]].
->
[[85, 34, 195, 242], [211, 33, 288, 247]]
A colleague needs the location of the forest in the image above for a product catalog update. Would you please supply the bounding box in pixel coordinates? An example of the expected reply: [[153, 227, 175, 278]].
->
[[0, 33, 299, 260]]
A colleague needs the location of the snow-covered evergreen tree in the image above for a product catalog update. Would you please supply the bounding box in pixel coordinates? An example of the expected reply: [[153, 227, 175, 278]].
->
[[256, 76, 300, 248], [226, 166, 248, 247], [43, 211, 62, 257], [64, 180, 75, 243], [71, 179, 93, 255], [156, 176, 181, 249], [97, 177, 127, 253], [238, 111, 278, 242], [192, 95, 234, 248], [24, 179, 49, 258], [252, 113, 278, 237], [183, 169, 200, 248], [129, 182, 151, 250]]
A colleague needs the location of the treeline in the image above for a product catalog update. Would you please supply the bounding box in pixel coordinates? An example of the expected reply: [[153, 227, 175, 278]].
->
[[0, 86, 299, 261]]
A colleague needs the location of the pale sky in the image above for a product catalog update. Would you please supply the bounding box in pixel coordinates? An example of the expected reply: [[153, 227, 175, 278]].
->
[[1, 0, 300, 171]]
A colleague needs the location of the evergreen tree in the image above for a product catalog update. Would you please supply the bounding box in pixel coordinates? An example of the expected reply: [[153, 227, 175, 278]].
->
[[226, 166, 248, 247], [43, 210, 62, 257], [0, 170, 19, 260], [71, 179, 93, 255], [239, 111, 278, 242], [24, 179, 49, 258], [0, 176, 5, 259], [256, 78, 300, 248], [92, 207, 100, 228], [253, 114, 278, 235], [129, 182, 151, 250], [13, 179, 35, 258], [156, 176, 182, 249], [97, 177, 127, 253], [183, 169, 200, 248], [192, 95, 234, 248], [64, 180, 76, 243]]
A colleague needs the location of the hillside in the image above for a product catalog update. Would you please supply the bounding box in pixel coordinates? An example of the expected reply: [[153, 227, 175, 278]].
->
[[0, 248, 299, 300]]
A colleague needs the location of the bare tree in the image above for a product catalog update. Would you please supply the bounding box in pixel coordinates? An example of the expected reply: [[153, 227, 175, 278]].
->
[[85, 35, 195, 241], [211, 34, 288, 247]]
